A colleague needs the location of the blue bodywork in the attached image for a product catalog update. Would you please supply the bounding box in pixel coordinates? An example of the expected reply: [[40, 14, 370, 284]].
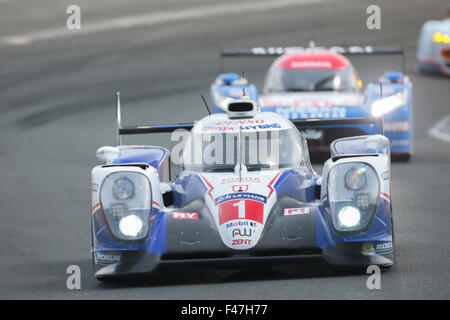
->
[[92, 144, 393, 274], [211, 72, 413, 155]]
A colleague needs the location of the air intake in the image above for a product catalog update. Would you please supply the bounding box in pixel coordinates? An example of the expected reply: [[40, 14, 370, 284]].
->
[[228, 102, 254, 112], [227, 99, 259, 118]]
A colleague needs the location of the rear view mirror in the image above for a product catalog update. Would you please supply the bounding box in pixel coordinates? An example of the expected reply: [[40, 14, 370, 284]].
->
[[96, 146, 120, 164]]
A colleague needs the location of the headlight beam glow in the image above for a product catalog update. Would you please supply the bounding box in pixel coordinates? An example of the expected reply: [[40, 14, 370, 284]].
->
[[338, 206, 361, 228], [119, 215, 144, 237]]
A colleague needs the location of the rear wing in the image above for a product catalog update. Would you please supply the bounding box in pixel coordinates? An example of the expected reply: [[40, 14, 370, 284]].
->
[[292, 117, 384, 136], [291, 117, 383, 130], [115, 92, 194, 145], [115, 92, 383, 145], [220, 44, 405, 73]]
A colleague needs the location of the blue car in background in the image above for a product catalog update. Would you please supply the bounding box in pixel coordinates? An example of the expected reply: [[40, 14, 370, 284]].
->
[[211, 45, 413, 160]]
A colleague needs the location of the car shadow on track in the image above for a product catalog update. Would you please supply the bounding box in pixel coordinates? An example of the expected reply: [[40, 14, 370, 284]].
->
[[95, 263, 368, 289]]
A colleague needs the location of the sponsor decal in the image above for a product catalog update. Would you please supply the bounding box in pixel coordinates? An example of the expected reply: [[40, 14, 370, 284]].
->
[[232, 239, 251, 246], [172, 212, 199, 219], [283, 207, 310, 216], [290, 61, 332, 69], [202, 126, 235, 132], [381, 171, 389, 180], [216, 119, 264, 125], [375, 241, 393, 254], [215, 192, 267, 205], [362, 241, 393, 256], [94, 251, 122, 265], [219, 199, 264, 225], [241, 123, 281, 130], [276, 106, 347, 119], [221, 177, 261, 184], [232, 185, 248, 192], [91, 183, 98, 192], [232, 228, 253, 238], [384, 121, 410, 132], [225, 220, 257, 228], [362, 242, 376, 256]]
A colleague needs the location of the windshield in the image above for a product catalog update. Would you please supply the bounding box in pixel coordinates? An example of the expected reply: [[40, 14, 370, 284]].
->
[[182, 128, 305, 172], [263, 64, 359, 93]]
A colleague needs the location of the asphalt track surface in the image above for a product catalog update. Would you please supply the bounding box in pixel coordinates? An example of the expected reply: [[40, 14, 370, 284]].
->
[[0, 0, 449, 299]]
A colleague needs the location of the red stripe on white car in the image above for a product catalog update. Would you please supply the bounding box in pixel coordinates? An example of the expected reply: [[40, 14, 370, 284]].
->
[[200, 174, 215, 201], [152, 201, 162, 209], [381, 192, 391, 202], [267, 171, 282, 199]]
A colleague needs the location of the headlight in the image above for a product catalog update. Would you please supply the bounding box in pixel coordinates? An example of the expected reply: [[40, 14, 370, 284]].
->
[[337, 206, 361, 228], [371, 88, 407, 117], [100, 172, 152, 241], [113, 175, 134, 200], [119, 215, 144, 237], [344, 164, 367, 190], [432, 32, 450, 44], [327, 162, 379, 233]]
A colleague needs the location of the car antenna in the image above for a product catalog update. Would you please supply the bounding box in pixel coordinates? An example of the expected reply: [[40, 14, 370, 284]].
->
[[238, 125, 243, 181], [241, 71, 247, 97], [378, 82, 385, 135], [201, 94, 212, 115]]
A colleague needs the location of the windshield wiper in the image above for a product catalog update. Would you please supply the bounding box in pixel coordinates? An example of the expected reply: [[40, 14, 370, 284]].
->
[[205, 165, 235, 172], [246, 164, 272, 171]]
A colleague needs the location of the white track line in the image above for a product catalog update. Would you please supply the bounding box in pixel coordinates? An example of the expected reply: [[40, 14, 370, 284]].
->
[[429, 115, 450, 143], [0, 0, 324, 46]]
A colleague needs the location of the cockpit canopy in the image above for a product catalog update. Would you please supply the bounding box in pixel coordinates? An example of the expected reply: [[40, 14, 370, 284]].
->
[[181, 125, 307, 172]]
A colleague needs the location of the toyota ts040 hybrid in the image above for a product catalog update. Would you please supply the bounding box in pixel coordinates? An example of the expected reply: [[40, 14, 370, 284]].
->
[[91, 94, 394, 280], [211, 44, 413, 160], [417, 5, 450, 76]]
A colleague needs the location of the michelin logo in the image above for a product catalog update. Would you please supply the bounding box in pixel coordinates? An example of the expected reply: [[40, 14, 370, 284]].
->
[[362, 241, 393, 256], [94, 251, 122, 265]]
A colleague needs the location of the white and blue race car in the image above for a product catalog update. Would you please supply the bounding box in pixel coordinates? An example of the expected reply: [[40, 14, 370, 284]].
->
[[90, 95, 394, 280], [211, 45, 413, 160], [417, 6, 450, 76]]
